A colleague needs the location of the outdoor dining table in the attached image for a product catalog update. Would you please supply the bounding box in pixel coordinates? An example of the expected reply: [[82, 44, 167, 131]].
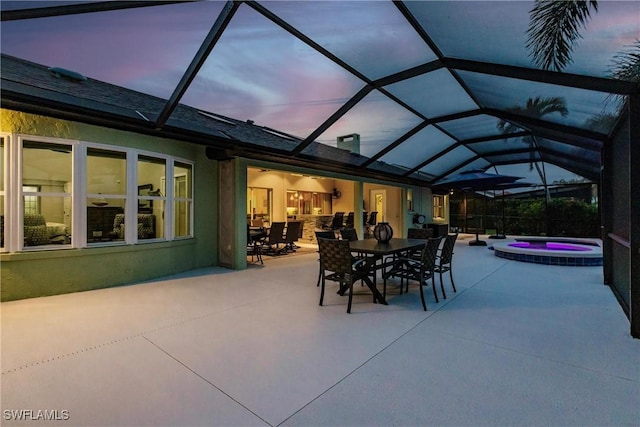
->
[[347, 238, 427, 303]]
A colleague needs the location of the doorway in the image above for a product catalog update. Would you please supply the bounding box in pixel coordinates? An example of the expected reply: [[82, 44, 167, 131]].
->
[[369, 189, 386, 222]]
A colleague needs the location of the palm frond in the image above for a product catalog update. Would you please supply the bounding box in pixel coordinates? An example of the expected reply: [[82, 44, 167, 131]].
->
[[609, 39, 640, 82], [504, 96, 569, 120], [497, 97, 569, 171], [603, 39, 640, 112], [527, 0, 598, 71]]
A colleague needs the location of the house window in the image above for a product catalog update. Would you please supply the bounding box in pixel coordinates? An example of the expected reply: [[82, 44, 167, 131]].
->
[[173, 161, 193, 238], [433, 195, 445, 219], [22, 140, 72, 247], [23, 186, 39, 215], [286, 190, 332, 216], [1, 136, 194, 252], [138, 155, 166, 240], [0, 137, 5, 249], [86, 147, 126, 243], [248, 187, 271, 226]]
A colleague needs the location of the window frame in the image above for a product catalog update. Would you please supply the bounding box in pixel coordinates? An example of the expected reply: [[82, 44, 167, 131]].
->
[[433, 194, 445, 220], [1, 134, 195, 252], [19, 136, 75, 251], [0, 134, 8, 252]]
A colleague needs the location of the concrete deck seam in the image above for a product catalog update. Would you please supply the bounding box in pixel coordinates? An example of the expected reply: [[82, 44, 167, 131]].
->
[[275, 294, 463, 426], [0, 302, 270, 375], [141, 336, 273, 427], [434, 328, 640, 383], [1, 334, 141, 375]]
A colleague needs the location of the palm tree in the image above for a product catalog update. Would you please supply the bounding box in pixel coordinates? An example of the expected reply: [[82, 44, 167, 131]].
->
[[497, 96, 568, 204], [497, 96, 568, 169], [526, 0, 599, 71]]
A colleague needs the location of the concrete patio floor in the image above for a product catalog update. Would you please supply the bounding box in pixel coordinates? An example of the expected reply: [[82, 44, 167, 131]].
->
[[2, 235, 639, 426]]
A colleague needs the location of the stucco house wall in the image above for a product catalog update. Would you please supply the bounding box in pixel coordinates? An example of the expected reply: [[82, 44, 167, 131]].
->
[[1, 110, 219, 301]]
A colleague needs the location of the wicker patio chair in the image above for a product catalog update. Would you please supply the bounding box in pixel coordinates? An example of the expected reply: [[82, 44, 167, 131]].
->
[[382, 237, 442, 311], [435, 233, 458, 299], [317, 237, 376, 313]]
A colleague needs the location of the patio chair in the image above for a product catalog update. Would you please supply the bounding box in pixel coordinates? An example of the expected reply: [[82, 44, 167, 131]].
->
[[329, 212, 345, 230], [406, 227, 434, 259], [315, 230, 337, 287], [365, 211, 377, 237], [247, 223, 264, 264], [382, 237, 442, 310], [434, 233, 458, 299], [340, 227, 369, 272], [340, 227, 358, 242], [284, 220, 302, 252], [317, 237, 376, 313], [260, 221, 287, 255], [344, 212, 354, 228]]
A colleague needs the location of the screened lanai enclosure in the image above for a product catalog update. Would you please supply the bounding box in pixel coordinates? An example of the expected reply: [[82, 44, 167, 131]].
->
[[1, 1, 638, 336]]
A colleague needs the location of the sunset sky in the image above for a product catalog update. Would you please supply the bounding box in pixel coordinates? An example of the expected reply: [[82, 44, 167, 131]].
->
[[2, 0, 638, 184]]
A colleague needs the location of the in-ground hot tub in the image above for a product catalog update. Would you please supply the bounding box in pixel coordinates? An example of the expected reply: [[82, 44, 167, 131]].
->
[[492, 237, 602, 266]]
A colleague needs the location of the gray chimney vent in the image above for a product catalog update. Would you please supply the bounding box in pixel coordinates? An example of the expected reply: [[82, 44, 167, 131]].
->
[[337, 133, 360, 154]]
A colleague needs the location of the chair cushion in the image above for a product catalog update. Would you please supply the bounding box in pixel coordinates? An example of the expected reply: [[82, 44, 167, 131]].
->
[[24, 225, 50, 246], [24, 214, 46, 227]]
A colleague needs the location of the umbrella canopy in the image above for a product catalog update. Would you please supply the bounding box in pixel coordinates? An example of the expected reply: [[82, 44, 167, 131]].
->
[[478, 181, 537, 196], [432, 169, 523, 192]]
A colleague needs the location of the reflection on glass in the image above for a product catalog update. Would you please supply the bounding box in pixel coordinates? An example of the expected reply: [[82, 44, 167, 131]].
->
[[440, 114, 523, 140], [467, 137, 530, 155], [457, 71, 620, 132]]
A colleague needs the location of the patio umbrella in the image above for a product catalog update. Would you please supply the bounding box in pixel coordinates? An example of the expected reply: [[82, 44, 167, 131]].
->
[[432, 170, 523, 246], [432, 169, 523, 192]]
